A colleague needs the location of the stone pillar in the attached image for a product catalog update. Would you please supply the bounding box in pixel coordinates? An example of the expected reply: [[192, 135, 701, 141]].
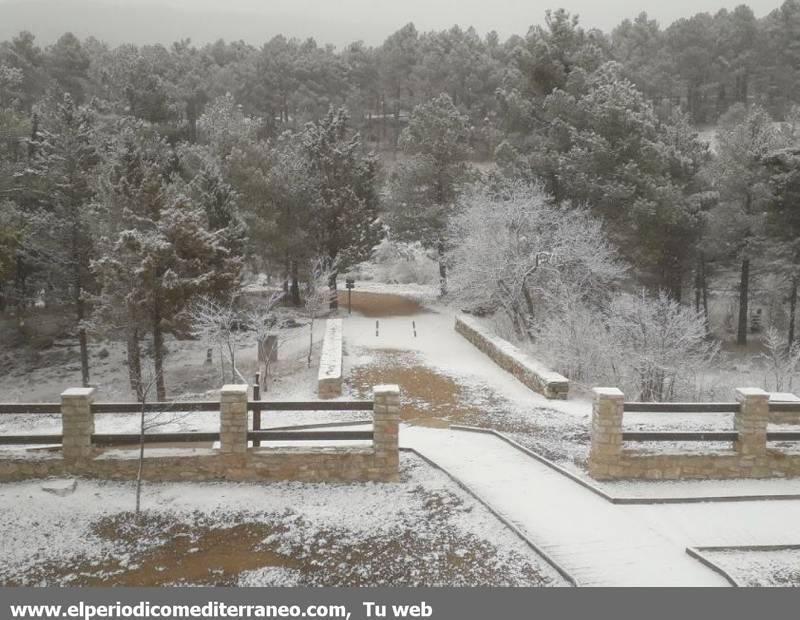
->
[[735, 387, 769, 457], [220, 384, 249, 454], [588, 387, 624, 480], [373, 384, 401, 481], [61, 387, 95, 463]]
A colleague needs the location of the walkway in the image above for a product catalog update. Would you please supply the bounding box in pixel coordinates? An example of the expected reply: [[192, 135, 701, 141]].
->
[[341, 289, 800, 586], [401, 426, 728, 586]]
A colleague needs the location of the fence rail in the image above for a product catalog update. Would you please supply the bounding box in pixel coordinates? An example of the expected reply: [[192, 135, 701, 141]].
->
[[0, 429, 375, 446], [0, 398, 375, 447], [0, 400, 374, 415], [623, 431, 738, 442], [0, 403, 61, 414], [768, 402, 800, 413], [623, 402, 740, 413], [249, 400, 373, 412]]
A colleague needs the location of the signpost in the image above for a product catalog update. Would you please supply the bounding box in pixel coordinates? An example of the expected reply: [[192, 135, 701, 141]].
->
[[345, 277, 355, 315]]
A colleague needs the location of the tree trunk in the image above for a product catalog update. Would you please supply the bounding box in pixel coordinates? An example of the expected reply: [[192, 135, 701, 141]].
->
[[135, 400, 145, 521], [328, 270, 339, 310], [127, 324, 143, 400], [307, 318, 314, 368], [694, 260, 702, 314], [789, 276, 798, 351], [77, 302, 89, 387], [700, 253, 710, 337], [437, 240, 447, 297], [152, 297, 166, 400], [290, 260, 301, 306], [73, 247, 90, 387], [737, 257, 750, 346]]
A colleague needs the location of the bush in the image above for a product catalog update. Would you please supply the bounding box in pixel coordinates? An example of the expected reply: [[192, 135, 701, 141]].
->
[[535, 290, 718, 401], [352, 239, 439, 285]]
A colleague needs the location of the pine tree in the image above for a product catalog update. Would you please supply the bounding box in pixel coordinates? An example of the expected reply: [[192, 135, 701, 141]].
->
[[388, 93, 472, 295], [93, 120, 243, 400], [25, 93, 99, 386], [301, 107, 382, 308], [709, 104, 786, 345]]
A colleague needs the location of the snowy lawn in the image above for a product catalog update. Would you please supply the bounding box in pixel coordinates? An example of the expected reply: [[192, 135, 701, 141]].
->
[[0, 453, 566, 587], [701, 548, 800, 586]]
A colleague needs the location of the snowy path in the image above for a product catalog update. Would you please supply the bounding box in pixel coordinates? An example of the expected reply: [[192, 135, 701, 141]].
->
[[341, 297, 800, 586], [401, 426, 729, 586]]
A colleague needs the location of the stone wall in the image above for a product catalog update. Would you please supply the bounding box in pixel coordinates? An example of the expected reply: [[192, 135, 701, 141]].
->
[[455, 315, 569, 400], [318, 318, 343, 399], [0, 384, 401, 483], [589, 387, 800, 480]]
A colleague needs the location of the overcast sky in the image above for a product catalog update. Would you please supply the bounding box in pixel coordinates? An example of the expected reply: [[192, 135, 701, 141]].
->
[[0, 0, 784, 47]]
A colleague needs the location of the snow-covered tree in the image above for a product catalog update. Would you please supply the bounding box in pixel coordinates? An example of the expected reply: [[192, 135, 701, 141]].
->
[[233, 133, 315, 304], [763, 145, 800, 348], [93, 119, 244, 400], [448, 181, 623, 339], [24, 93, 99, 386], [196, 93, 262, 159], [302, 257, 335, 367], [301, 107, 383, 308], [387, 93, 472, 295], [537, 289, 718, 400], [497, 61, 708, 299], [708, 103, 787, 345], [189, 296, 247, 385]]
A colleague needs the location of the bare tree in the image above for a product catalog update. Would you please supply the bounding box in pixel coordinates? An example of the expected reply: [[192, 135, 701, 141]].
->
[[244, 291, 286, 391], [190, 296, 248, 385], [760, 326, 800, 392], [302, 258, 335, 368], [133, 368, 191, 520]]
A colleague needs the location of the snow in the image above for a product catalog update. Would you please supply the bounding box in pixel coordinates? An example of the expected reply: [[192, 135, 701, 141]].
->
[[456, 314, 569, 386], [0, 453, 567, 587], [699, 548, 800, 587], [317, 319, 343, 382], [237, 566, 303, 587], [400, 425, 727, 586], [349, 280, 439, 304], [5, 289, 800, 586]]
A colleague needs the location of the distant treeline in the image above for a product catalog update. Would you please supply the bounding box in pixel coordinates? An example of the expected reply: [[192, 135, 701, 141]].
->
[[1, 2, 799, 151]]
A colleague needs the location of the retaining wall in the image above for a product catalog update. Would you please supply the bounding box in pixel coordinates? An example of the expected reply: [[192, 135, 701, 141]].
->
[[318, 318, 343, 399], [455, 315, 568, 400]]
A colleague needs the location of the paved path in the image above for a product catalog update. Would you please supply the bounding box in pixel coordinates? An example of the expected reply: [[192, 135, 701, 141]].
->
[[401, 426, 729, 586], [343, 297, 800, 586]]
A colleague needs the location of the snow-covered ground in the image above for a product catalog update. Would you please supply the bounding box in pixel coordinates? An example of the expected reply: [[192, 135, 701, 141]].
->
[[0, 453, 566, 587], [700, 548, 800, 586], [5, 286, 800, 586]]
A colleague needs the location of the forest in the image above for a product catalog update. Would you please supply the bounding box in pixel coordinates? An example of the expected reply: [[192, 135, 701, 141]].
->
[[2, 1, 800, 401]]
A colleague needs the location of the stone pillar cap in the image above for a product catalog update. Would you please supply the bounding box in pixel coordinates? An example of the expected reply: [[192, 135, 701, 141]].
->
[[592, 387, 624, 398], [220, 384, 249, 394], [61, 387, 96, 398], [735, 387, 769, 399], [374, 384, 400, 395]]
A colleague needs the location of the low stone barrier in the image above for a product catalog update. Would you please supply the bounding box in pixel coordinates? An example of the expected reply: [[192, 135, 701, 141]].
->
[[589, 387, 800, 480], [318, 318, 343, 399], [0, 384, 401, 483], [455, 315, 569, 400]]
